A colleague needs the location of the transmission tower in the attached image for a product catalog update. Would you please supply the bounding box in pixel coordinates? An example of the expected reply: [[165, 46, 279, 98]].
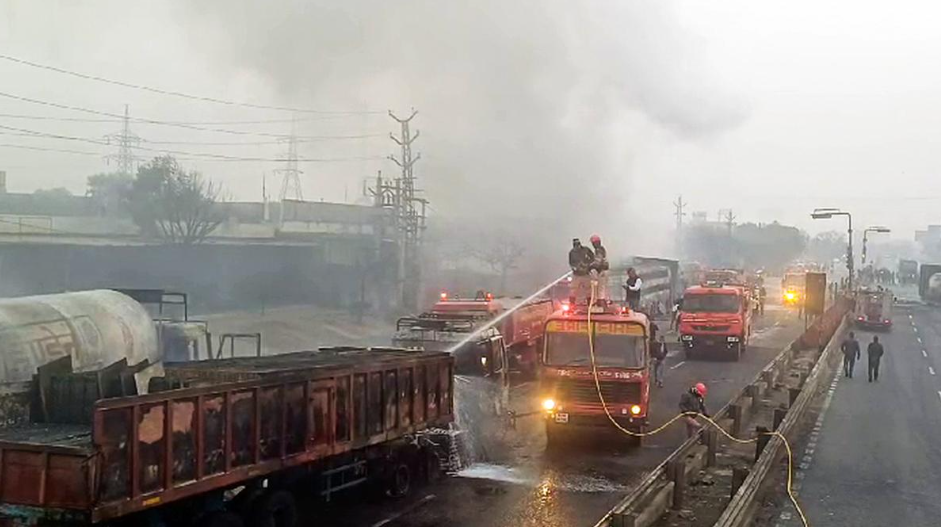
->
[[104, 105, 141, 176], [275, 126, 303, 203]]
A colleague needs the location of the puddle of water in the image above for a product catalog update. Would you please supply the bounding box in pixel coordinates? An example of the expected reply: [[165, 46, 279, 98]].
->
[[457, 463, 533, 485], [456, 463, 628, 493]]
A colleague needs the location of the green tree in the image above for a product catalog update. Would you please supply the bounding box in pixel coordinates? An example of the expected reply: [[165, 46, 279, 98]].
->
[[126, 156, 226, 244], [86, 172, 133, 216]]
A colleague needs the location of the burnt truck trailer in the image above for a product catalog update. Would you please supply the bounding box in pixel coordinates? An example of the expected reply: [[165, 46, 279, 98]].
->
[[920, 264, 941, 305], [0, 348, 453, 526]]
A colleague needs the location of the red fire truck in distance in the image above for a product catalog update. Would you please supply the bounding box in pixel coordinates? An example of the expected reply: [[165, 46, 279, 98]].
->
[[678, 282, 753, 361], [539, 302, 650, 445], [854, 287, 893, 330]]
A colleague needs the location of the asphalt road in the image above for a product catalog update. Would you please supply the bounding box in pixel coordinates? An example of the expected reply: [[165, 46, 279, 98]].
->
[[312, 304, 805, 527], [786, 302, 941, 526]]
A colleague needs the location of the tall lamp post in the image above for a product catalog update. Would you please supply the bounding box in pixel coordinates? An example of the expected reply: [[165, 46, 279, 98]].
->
[[861, 226, 891, 266], [812, 208, 854, 290]]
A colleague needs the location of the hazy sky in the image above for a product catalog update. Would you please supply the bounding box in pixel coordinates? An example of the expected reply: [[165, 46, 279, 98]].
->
[[1, 0, 939, 255]]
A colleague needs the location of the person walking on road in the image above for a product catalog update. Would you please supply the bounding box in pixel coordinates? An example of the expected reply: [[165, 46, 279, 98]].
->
[[868, 335, 885, 382], [679, 383, 708, 438], [651, 335, 667, 387], [841, 331, 861, 378]]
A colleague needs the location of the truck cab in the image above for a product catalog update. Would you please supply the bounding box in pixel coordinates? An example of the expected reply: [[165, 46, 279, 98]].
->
[[678, 284, 752, 360], [539, 302, 650, 445], [854, 288, 893, 330]]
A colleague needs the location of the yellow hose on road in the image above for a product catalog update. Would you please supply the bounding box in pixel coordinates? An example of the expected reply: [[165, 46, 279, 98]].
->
[[582, 281, 809, 527]]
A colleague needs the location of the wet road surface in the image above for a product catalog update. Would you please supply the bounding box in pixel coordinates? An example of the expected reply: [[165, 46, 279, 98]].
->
[[783, 303, 941, 526], [312, 305, 804, 527]]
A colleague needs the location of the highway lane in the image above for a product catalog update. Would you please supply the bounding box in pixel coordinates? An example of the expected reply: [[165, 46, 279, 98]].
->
[[313, 305, 805, 527], [785, 304, 941, 526]]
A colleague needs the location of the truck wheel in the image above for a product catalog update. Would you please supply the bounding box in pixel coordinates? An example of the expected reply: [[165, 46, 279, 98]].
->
[[386, 461, 412, 498], [203, 512, 244, 527], [251, 490, 297, 527]]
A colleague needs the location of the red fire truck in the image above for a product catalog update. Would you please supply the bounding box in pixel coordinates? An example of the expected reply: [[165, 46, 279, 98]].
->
[[394, 292, 554, 376], [539, 302, 651, 445], [854, 287, 893, 330], [678, 282, 753, 360]]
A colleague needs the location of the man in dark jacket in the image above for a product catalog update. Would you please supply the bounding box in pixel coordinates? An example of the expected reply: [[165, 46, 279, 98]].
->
[[868, 335, 885, 382], [651, 336, 668, 387], [568, 239, 594, 303], [841, 331, 861, 378], [679, 383, 708, 437]]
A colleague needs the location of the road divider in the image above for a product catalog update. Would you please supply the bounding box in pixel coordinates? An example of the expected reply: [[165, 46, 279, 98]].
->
[[592, 298, 851, 527]]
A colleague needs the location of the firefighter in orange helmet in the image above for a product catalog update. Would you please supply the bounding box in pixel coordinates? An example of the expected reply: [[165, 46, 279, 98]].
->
[[679, 383, 709, 437]]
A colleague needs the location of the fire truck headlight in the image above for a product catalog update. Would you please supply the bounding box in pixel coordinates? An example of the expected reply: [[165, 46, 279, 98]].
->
[[542, 399, 556, 411], [727, 336, 740, 342], [630, 405, 642, 415], [681, 334, 693, 341]]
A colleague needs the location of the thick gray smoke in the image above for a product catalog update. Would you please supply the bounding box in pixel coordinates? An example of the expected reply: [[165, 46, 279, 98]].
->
[[177, 0, 746, 251]]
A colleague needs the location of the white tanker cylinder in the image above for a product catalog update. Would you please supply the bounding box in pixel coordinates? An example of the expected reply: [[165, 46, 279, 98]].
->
[[0, 290, 159, 390]]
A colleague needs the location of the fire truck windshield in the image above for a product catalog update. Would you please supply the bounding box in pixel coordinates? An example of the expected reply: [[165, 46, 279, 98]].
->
[[683, 294, 740, 313], [545, 332, 646, 368]]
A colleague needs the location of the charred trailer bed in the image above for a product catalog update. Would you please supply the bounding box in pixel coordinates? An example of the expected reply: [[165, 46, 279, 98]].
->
[[0, 349, 454, 526]]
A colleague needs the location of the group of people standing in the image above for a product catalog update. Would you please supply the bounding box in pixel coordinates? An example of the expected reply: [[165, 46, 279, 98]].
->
[[567, 236, 643, 309]]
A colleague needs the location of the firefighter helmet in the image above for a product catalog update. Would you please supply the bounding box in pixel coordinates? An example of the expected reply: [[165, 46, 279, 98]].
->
[[590, 234, 601, 244], [695, 382, 708, 397]]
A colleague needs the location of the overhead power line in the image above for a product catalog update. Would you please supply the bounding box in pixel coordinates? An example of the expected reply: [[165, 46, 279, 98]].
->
[[0, 53, 382, 115], [0, 126, 386, 164], [0, 91, 385, 140], [0, 112, 381, 125]]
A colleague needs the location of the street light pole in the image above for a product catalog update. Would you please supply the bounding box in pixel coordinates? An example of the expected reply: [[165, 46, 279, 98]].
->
[[847, 213, 853, 291], [811, 208, 854, 291], [861, 226, 891, 266]]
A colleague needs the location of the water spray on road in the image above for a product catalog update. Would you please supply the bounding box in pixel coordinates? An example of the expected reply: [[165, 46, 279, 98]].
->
[[445, 270, 572, 354]]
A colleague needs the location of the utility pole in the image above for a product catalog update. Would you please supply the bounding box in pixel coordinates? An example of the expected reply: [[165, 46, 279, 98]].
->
[[370, 109, 427, 311], [275, 120, 303, 225], [723, 209, 736, 237], [673, 195, 686, 256], [104, 105, 141, 176]]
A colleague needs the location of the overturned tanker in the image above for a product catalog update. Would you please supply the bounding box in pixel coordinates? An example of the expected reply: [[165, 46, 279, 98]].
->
[[0, 290, 159, 424]]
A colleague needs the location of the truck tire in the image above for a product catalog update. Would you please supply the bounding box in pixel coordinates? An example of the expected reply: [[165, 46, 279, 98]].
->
[[386, 460, 413, 498], [251, 490, 297, 527], [203, 512, 244, 527]]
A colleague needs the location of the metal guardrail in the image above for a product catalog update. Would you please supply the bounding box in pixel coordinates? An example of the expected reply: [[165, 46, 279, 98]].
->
[[593, 299, 851, 527], [592, 332, 796, 527], [715, 314, 848, 526]]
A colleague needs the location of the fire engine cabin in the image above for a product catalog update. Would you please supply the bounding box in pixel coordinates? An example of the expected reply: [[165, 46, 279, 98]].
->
[[854, 288, 893, 330], [539, 303, 650, 444], [0, 348, 453, 526], [782, 272, 806, 307], [678, 284, 752, 360]]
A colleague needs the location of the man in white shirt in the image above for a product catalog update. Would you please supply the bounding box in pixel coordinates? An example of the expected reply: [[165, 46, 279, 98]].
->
[[623, 267, 642, 310]]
